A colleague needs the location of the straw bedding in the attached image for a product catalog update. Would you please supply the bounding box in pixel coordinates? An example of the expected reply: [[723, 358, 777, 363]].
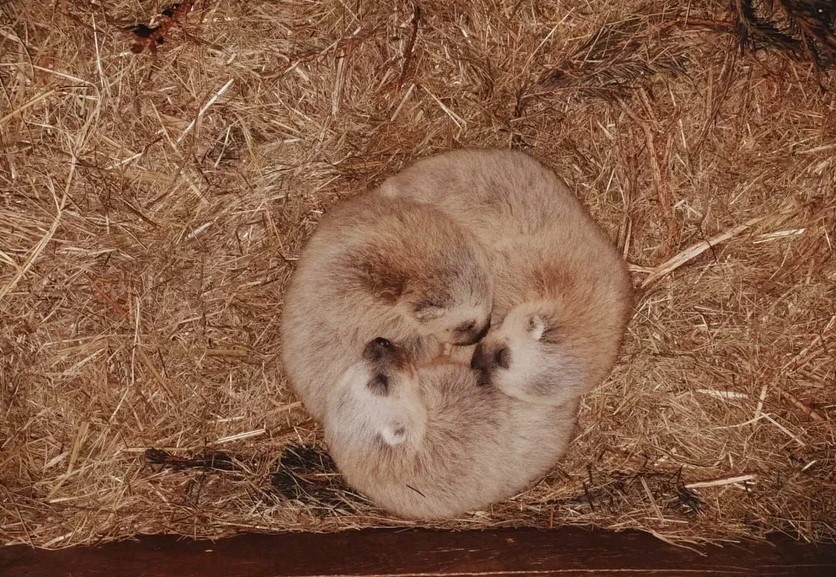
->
[[1, 0, 834, 548]]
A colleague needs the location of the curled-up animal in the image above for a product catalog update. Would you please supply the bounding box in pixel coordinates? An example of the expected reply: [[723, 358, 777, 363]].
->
[[379, 149, 632, 407], [324, 337, 577, 520], [281, 191, 494, 423]]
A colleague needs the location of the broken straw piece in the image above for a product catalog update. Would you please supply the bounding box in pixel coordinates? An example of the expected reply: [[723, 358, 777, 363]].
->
[[640, 217, 763, 288]]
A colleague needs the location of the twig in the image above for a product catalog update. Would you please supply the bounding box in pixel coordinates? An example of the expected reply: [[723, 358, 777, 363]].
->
[[397, 6, 421, 90], [763, 413, 805, 446], [176, 78, 235, 144], [696, 389, 749, 400], [214, 429, 267, 445], [685, 474, 756, 489], [0, 89, 57, 127], [640, 217, 763, 288], [619, 97, 678, 257], [778, 387, 825, 422], [0, 163, 72, 304]]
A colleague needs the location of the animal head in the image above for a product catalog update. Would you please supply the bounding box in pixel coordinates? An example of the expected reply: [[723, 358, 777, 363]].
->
[[350, 219, 494, 347], [470, 302, 583, 404], [398, 232, 494, 347], [328, 338, 428, 447], [404, 292, 492, 347]]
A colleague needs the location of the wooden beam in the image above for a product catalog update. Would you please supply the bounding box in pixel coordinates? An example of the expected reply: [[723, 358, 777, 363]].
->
[[2, 528, 835, 577]]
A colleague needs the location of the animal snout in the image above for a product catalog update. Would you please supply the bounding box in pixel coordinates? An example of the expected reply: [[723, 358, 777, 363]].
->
[[364, 337, 393, 362]]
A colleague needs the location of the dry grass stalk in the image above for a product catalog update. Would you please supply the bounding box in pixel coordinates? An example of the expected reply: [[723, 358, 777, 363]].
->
[[684, 474, 757, 489], [1, 0, 834, 549], [639, 217, 764, 288], [525, 6, 691, 102]]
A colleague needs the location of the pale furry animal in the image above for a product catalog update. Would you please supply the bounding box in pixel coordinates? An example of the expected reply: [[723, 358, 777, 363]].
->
[[281, 191, 494, 422], [378, 149, 632, 407], [324, 337, 577, 520]]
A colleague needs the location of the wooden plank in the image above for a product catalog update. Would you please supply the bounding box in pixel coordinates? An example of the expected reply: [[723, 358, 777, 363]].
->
[[2, 528, 835, 577]]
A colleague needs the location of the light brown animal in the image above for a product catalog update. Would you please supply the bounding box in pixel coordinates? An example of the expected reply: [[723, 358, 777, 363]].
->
[[378, 149, 632, 407], [324, 337, 577, 520], [281, 191, 494, 422]]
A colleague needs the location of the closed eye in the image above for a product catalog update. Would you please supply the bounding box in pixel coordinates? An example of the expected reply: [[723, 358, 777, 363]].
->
[[454, 320, 476, 333], [494, 347, 510, 369]]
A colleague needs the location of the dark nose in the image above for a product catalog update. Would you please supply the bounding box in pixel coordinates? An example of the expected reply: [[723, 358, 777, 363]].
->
[[364, 337, 393, 362]]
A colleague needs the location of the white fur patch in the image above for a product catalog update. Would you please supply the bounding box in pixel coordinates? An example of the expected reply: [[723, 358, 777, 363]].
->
[[495, 338, 541, 401], [380, 421, 408, 446], [330, 359, 428, 448], [414, 305, 445, 321]]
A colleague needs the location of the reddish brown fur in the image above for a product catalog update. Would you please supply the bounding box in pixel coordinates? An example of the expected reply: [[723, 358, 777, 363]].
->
[[281, 191, 493, 422]]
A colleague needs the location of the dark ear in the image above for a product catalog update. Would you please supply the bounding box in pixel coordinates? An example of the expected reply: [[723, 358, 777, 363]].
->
[[527, 314, 547, 341]]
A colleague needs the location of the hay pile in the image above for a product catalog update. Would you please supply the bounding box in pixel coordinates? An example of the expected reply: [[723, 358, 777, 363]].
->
[[1, 0, 834, 548]]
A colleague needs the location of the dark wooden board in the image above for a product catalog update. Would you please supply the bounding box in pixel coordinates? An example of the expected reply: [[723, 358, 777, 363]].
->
[[2, 528, 835, 577]]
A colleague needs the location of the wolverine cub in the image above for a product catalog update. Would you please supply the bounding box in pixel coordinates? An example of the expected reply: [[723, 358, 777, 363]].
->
[[379, 149, 632, 407], [325, 337, 577, 520], [281, 192, 493, 422]]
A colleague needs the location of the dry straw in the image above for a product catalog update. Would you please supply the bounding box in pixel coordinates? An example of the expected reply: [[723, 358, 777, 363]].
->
[[1, 0, 834, 549]]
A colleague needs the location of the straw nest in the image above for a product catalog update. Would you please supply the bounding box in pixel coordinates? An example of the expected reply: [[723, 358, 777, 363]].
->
[[1, 0, 834, 549]]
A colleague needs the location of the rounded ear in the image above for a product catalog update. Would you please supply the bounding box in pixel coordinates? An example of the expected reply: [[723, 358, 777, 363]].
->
[[414, 304, 445, 322], [379, 421, 409, 446], [527, 314, 547, 341]]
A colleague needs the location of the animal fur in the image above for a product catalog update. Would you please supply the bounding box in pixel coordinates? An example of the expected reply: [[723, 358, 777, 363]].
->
[[324, 338, 577, 519], [281, 191, 493, 422], [378, 149, 632, 407]]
